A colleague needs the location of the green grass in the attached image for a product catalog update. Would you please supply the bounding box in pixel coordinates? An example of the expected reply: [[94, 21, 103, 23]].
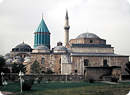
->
[[1, 81, 130, 95]]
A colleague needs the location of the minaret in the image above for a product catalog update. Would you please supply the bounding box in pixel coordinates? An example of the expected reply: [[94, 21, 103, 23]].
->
[[64, 10, 70, 46]]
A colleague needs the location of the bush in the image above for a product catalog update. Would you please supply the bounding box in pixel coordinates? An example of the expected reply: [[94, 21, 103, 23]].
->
[[111, 77, 118, 83], [88, 78, 95, 83], [22, 79, 34, 91]]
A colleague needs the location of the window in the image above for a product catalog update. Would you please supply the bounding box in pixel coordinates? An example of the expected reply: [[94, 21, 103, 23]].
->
[[59, 58, 61, 64], [90, 40, 93, 43], [84, 59, 89, 66], [75, 70, 77, 73], [103, 60, 108, 67], [41, 57, 44, 64]]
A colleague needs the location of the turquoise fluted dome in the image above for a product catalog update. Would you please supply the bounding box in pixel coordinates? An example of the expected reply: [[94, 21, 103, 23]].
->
[[34, 17, 50, 49], [35, 18, 49, 33]]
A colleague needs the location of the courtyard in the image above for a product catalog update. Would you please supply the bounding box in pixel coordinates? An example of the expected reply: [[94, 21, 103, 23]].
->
[[1, 81, 130, 95]]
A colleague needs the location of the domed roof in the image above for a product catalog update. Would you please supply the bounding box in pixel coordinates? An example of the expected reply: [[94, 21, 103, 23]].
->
[[5, 53, 10, 57], [15, 42, 31, 49], [24, 56, 31, 63], [76, 32, 100, 39], [35, 45, 49, 50], [54, 46, 67, 52], [12, 42, 32, 52]]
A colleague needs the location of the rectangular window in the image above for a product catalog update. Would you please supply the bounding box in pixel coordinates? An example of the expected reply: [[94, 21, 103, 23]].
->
[[41, 57, 44, 64]]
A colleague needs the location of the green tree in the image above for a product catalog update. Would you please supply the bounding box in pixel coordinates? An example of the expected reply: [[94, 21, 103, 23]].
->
[[0, 56, 5, 67], [12, 63, 26, 73], [30, 60, 41, 74], [45, 68, 54, 74], [0, 56, 6, 85]]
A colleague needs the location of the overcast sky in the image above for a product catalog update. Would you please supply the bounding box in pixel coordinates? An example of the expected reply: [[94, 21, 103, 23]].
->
[[0, 0, 130, 56]]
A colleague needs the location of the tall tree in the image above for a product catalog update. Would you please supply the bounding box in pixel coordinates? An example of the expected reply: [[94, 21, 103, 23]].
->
[[0, 56, 6, 85], [0, 56, 5, 67], [12, 63, 26, 73], [30, 60, 41, 74]]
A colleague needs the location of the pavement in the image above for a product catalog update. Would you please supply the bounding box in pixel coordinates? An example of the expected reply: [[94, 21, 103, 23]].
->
[[99, 81, 118, 84]]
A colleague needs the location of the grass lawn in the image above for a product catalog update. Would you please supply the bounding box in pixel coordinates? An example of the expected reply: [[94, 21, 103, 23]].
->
[[0, 81, 130, 95]]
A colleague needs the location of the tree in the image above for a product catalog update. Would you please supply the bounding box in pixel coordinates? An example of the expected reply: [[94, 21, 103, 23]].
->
[[45, 68, 54, 74], [125, 62, 130, 74], [12, 63, 26, 73], [0, 56, 6, 86], [30, 60, 41, 74], [0, 56, 5, 67]]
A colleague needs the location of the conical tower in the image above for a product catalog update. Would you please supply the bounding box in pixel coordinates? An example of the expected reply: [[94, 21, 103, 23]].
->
[[64, 10, 70, 46], [34, 16, 50, 49]]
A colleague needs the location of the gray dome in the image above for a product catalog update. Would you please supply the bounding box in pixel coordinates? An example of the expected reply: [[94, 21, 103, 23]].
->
[[35, 45, 49, 50], [6, 58, 13, 64], [76, 32, 100, 39], [12, 42, 32, 52], [4, 53, 11, 59], [54, 46, 67, 52], [24, 56, 31, 63], [5, 53, 10, 57]]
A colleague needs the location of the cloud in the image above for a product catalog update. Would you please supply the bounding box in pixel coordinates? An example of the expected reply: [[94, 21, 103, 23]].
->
[[0, 0, 130, 56], [0, 0, 3, 3]]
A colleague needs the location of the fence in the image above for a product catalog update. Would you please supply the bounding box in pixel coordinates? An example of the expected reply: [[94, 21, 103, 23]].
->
[[3, 73, 84, 82]]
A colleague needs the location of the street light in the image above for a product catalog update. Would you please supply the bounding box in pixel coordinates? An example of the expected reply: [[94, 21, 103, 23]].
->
[[1, 72, 7, 87], [19, 71, 24, 93], [1, 72, 4, 85]]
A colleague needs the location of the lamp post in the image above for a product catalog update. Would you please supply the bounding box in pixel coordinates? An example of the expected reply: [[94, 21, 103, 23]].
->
[[1, 72, 7, 87], [19, 71, 24, 93], [1, 72, 4, 85]]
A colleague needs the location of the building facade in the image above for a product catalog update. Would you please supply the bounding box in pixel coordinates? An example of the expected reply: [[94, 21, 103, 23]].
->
[[6, 11, 129, 76]]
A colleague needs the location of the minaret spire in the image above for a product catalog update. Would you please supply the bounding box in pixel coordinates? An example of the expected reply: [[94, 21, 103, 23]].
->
[[42, 13, 43, 19], [64, 10, 70, 46]]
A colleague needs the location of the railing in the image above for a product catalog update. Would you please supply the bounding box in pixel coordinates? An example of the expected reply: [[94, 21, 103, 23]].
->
[[2, 73, 84, 81]]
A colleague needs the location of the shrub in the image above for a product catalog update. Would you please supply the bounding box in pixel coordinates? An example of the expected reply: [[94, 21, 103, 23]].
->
[[88, 78, 95, 83], [111, 77, 118, 83], [22, 79, 34, 91]]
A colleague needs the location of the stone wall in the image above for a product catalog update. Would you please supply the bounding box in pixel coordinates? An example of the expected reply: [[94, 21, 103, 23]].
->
[[29, 53, 61, 74], [71, 47, 114, 53], [61, 63, 72, 74], [4, 73, 84, 81], [71, 56, 129, 75], [84, 67, 121, 81]]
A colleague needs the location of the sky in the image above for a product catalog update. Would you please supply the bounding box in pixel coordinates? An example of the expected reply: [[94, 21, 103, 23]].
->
[[0, 0, 130, 56]]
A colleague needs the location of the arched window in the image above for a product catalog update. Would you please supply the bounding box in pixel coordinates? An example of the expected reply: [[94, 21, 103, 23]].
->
[[84, 59, 89, 66], [103, 59, 108, 67], [59, 58, 61, 64], [90, 40, 93, 43], [75, 69, 78, 73]]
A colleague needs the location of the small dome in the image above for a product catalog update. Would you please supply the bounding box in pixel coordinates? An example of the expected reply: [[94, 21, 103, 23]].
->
[[24, 56, 31, 63], [12, 42, 32, 52], [4, 53, 11, 59], [6, 58, 13, 64], [76, 32, 100, 39], [5, 53, 10, 57], [33, 45, 50, 53], [13, 57, 23, 63], [54, 46, 67, 53]]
